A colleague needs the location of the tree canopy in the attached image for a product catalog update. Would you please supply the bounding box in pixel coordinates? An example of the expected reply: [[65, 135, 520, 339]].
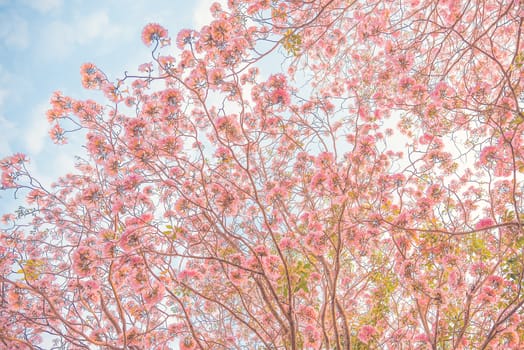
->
[[1, 0, 524, 349]]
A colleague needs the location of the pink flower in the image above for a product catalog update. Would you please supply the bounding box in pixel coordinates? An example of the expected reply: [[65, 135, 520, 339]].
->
[[314, 152, 335, 169], [49, 123, 67, 144], [208, 68, 225, 87], [309, 171, 327, 190], [178, 268, 200, 281], [279, 237, 294, 250], [500, 330, 519, 347], [358, 325, 377, 344], [26, 189, 45, 205], [270, 87, 290, 105], [479, 145, 498, 165], [1, 213, 15, 224], [167, 322, 185, 335], [215, 115, 240, 140], [298, 305, 317, 322], [305, 231, 327, 256], [179, 336, 196, 350], [471, 262, 487, 275], [142, 281, 165, 305], [161, 88, 182, 106], [229, 269, 245, 284], [254, 245, 269, 257], [72, 246, 98, 277], [479, 286, 497, 303], [262, 255, 281, 279], [430, 81, 453, 104], [80, 62, 97, 76], [414, 333, 429, 343], [448, 270, 460, 288], [475, 218, 494, 230], [215, 189, 239, 214], [119, 229, 141, 252], [80, 62, 105, 89], [176, 29, 196, 49], [486, 275, 504, 290], [303, 324, 320, 347], [7, 288, 24, 310], [128, 269, 147, 292], [81, 280, 101, 302], [138, 62, 153, 73], [141, 23, 168, 46]]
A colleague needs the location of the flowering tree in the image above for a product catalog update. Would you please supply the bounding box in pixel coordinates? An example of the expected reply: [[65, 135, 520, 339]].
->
[[1, 0, 524, 348]]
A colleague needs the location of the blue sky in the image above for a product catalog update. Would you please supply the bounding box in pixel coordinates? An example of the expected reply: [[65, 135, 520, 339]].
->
[[0, 0, 219, 211]]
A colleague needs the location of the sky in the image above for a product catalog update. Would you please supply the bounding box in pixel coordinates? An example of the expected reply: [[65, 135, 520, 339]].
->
[[0, 0, 220, 212]]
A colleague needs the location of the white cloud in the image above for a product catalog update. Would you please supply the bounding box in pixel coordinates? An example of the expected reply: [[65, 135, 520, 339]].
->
[[76, 11, 113, 44], [193, 0, 227, 29], [0, 114, 15, 157], [22, 0, 63, 13], [23, 102, 50, 155], [0, 66, 16, 157], [0, 89, 7, 108], [40, 21, 74, 58], [38, 10, 125, 60], [21, 148, 77, 190], [0, 12, 29, 49]]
